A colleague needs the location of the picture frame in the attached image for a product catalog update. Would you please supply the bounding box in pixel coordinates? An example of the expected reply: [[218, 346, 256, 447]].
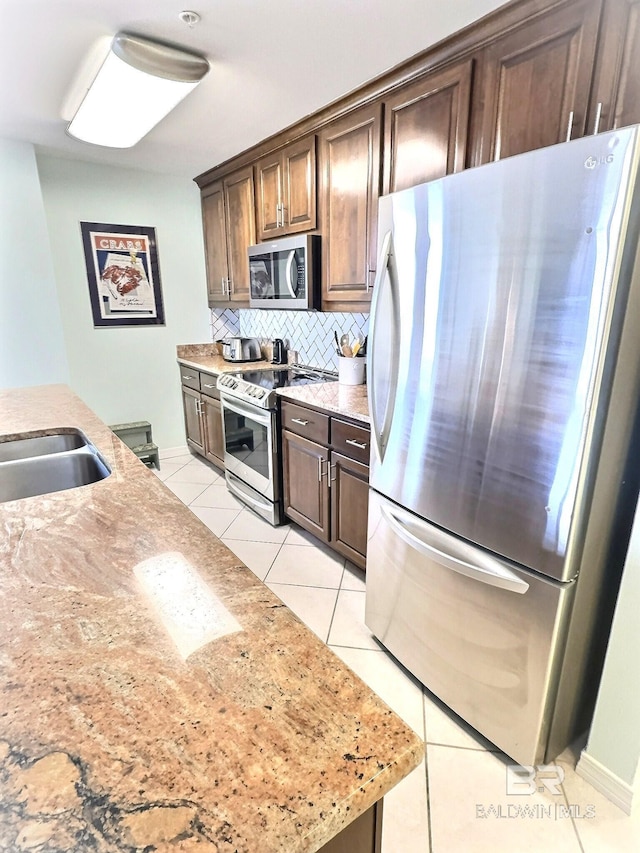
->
[[80, 222, 165, 327]]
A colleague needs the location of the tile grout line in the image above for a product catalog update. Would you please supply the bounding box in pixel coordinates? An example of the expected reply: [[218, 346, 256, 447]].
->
[[323, 558, 347, 645], [422, 690, 434, 853]]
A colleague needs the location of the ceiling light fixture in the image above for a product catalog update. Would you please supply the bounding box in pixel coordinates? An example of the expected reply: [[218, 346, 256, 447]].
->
[[66, 32, 209, 148]]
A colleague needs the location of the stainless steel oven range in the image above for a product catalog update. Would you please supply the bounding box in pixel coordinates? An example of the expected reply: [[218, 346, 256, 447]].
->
[[217, 367, 337, 525]]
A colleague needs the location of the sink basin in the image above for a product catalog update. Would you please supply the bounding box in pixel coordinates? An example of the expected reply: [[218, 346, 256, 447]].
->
[[0, 429, 111, 502], [0, 429, 87, 463]]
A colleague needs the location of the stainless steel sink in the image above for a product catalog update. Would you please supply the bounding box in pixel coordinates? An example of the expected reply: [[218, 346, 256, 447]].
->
[[0, 430, 87, 462], [0, 429, 111, 502]]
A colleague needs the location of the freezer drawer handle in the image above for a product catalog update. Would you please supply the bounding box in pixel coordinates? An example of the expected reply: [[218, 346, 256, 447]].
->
[[380, 504, 529, 594]]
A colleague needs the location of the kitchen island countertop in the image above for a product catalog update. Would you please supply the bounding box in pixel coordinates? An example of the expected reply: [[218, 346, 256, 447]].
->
[[0, 384, 421, 852]]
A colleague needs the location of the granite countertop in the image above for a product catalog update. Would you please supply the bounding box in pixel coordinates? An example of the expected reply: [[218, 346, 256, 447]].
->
[[176, 344, 370, 425], [276, 384, 370, 426], [0, 385, 421, 852]]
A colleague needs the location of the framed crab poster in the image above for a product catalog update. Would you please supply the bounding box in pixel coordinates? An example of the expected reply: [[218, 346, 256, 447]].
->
[[80, 222, 165, 327]]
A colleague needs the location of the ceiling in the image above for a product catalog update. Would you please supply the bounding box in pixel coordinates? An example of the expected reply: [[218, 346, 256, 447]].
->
[[0, 0, 505, 179]]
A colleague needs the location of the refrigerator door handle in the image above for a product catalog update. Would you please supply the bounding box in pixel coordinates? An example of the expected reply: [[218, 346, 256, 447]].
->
[[369, 230, 400, 464], [380, 502, 530, 594]]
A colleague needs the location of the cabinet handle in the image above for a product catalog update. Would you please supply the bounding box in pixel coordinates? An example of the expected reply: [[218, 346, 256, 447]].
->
[[226, 278, 232, 295], [346, 438, 368, 450], [593, 102, 603, 135], [330, 463, 336, 485], [317, 457, 324, 482], [182, 374, 195, 380], [202, 383, 216, 389], [195, 399, 203, 415], [565, 110, 574, 142], [291, 417, 309, 426]]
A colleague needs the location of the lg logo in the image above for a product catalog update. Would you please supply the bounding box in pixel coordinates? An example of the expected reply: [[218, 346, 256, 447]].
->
[[585, 154, 614, 169]]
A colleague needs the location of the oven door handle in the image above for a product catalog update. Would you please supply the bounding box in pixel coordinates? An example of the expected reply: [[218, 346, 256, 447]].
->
[[220, 393, 272, 426]]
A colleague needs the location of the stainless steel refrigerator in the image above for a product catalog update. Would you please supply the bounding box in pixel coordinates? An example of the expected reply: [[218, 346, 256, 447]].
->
[[365, 125, 640, 766]]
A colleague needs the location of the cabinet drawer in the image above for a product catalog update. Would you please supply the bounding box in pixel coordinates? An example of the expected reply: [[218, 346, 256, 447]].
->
[[331, 418, 371, 465], [199, 372, 220, 399], [179, 367, 201, 391], [282, 401, 329, 444]]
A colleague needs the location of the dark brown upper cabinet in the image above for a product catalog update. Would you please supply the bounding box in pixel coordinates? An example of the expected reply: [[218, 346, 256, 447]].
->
[[588, 0, 640, 133], [196, 0, 639, 314], [383, 58, 474, 194], [255, 135, 317, 240], [318, 103, 382, 310], [469, 0, 603, 166], [201, 166, 256, 307]]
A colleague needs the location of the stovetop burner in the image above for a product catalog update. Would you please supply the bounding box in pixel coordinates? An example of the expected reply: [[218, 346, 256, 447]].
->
[[217, 365, 337, 408]]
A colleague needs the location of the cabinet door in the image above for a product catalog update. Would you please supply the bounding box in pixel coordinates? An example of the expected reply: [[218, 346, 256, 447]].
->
[[283, 135, 317, 233], [282, 430, 330, 541], [588, 0, 640, 133], [319, 103, 382, 309], [255, 152, 283, 240], [201, 182, 229, 305], [330, 451, 369, 571], [224, 166, 256, 303], [384, 59, 473, 194], [182, 386, 204, 453], [470, 0, 603, 165], [202, 393, 225, 468]]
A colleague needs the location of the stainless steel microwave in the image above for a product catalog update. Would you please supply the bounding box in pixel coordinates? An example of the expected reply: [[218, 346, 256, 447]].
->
[[248, 234, 320, 310]]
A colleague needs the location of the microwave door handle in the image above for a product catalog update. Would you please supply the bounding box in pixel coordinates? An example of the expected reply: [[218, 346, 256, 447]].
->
[[380, 502, 530, 594], [368, 230, 400, 465], [285, 250, 297, 298]]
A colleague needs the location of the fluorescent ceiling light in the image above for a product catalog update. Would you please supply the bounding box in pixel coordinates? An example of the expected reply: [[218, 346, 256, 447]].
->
[[66, 33, 209, 148]]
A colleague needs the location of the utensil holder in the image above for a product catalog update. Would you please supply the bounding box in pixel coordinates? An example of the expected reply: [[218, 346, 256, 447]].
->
[[338, 356, 365, 385]]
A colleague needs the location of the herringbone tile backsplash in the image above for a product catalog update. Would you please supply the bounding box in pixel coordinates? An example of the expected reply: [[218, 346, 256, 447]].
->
[[210, 308, 369, 371]]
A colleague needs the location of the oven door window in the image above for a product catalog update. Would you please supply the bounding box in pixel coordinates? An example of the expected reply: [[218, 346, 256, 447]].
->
[[221, 399, 274, 495]]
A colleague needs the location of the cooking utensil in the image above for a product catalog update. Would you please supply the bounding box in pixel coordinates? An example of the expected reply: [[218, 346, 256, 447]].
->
[[351, 332, 365, 357], [341, 344, 353, 357], [334, 330, 341, 356]]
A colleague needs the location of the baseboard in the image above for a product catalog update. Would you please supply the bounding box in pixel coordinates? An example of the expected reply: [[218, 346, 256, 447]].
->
[[160, 444, 191, 460], [576, 750, 636, 814]]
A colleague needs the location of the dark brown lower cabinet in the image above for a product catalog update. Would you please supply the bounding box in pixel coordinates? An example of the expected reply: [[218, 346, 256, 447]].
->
[[180, 369, 225, 469], [282, 401, 370, 570], [330, 451, 370, 567], [319, 801, 382, 853]]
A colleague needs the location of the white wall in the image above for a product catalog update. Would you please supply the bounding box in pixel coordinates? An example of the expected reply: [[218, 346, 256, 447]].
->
[[36, 154, 210, 450], [0, 139, 69, 388], [578, 497, 640, 808]]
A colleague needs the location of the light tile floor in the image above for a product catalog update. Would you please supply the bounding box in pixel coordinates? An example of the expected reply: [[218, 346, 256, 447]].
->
[[156, 452, 640, 852]]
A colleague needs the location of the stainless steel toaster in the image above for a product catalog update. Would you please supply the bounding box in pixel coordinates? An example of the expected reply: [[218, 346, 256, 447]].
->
[[221, 337, 262, 362]]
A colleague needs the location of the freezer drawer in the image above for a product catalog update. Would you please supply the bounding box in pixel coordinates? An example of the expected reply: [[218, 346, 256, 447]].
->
[[365, 489, 575, 766]]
